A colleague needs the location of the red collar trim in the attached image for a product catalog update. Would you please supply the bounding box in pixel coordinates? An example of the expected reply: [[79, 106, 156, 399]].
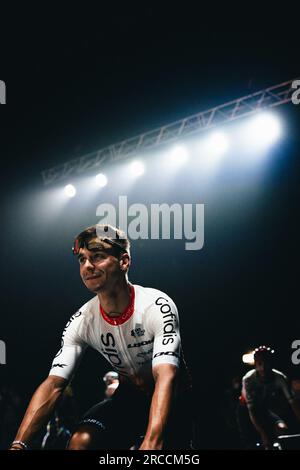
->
[[99, 285, 135, 326]]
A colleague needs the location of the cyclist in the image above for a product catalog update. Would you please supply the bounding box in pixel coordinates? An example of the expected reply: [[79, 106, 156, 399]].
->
[[10, 224, 193, 450], [238, 346, 300, 449]]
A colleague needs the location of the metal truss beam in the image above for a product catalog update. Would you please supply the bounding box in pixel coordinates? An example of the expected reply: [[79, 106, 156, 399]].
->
[[42, 79, 298, 185]]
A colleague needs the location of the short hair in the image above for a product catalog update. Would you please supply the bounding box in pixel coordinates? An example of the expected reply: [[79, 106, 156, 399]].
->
[[72, 224, 130, 257], [254, 345, 274, 361]]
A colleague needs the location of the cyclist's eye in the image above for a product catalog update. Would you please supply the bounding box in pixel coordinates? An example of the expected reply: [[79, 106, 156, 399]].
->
[[78, 257, 85, 265], [92, 253, 105, 262]]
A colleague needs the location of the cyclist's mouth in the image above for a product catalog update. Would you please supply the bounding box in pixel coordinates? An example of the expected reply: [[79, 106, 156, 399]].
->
[[85, 274, 102, 280]]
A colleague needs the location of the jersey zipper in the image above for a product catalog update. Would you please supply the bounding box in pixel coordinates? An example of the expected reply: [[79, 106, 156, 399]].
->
[[117, 325, 138, 376]]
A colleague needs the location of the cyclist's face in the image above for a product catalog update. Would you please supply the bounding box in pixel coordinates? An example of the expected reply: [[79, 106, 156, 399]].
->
[[255, 358, 272, 379], [78, 245, 121, 292]]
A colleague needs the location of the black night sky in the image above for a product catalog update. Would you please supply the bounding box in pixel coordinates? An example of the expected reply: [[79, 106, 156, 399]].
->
[[0, 5, 300, 449]]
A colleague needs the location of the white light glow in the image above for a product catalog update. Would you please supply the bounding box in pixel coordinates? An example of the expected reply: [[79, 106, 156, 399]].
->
[[208, 131, 229, 154], [130, 160, 145, 177], [242, 351, 255, 365], [64, 184, 76, 198], [95, 173, 108, 188], [169, 145, 189, 166], [193, 131, 229, 175], [247, 113, 281, 147]]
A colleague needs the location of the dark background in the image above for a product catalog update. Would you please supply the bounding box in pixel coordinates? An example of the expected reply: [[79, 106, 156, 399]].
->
[[0, 5, 299, 448]]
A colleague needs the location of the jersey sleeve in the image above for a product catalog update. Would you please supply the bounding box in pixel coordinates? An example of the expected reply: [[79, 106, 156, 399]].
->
[[242, 376, 255, 409], [147, 295, 182, 369], [49, 311, 87, 381], [277, 374, 295, 403]]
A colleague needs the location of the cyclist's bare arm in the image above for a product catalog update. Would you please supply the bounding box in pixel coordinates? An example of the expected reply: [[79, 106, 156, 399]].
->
[[248, 408, 271, 448], [139, 363, 178, 450], [10, 375, 68, 449]]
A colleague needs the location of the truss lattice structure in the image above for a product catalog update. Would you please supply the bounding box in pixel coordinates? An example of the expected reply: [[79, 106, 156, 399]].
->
[[42, 79, 298, 185]]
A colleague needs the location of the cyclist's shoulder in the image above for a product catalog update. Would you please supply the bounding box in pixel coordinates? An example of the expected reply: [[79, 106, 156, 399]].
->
[[134, 284, 176, 308], [242, 369, 256, 382], [272, 368, 288, 381], [79, 295, 99, 314], [66, 296, 99, 327]]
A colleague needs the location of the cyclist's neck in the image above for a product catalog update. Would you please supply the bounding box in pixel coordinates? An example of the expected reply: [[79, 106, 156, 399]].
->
[[98, 280, 132, 318]]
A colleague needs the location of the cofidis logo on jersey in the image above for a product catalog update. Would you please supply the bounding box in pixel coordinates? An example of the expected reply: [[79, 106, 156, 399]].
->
[[0, 80, 6, 104]]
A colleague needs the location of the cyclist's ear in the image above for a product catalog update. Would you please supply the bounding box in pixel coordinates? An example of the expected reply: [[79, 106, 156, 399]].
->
[[119, 253, 130, 272]]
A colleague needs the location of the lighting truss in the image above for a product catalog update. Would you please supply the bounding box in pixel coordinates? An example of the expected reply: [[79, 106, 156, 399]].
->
[[42, 79, 298, 185]]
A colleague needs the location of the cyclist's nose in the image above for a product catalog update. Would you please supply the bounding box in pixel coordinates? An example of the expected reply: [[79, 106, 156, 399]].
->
[[83, 258, 95, 269]]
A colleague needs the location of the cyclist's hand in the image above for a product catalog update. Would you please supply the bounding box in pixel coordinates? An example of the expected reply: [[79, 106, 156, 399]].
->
[[139, 439, 163, 450], [261, 434, 272, 450]]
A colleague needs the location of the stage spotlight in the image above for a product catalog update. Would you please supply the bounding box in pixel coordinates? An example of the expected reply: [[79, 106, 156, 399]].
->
[[194, 131, 229, 175], [95, 173, 108, 188], [64, 184, 76, 198], [248, 112, 281, 147], [208, 131, 229, 154], [242, 351, 255, 365], [169, 145, 188, 166], [130, 160, 145, 177]]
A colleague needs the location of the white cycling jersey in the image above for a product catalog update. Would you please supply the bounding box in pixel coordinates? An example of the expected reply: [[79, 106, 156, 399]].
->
[[49, 284, 186, 387]]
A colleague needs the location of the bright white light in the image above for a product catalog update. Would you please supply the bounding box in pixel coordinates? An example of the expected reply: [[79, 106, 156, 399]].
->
[[247, 113, 281, 147], [130, 160, 145, 177], [95, 173, 108, 188], [193, 131, 229, 175], [64, 184, 76, 198], [208, 131, 229, 154], [242, 351, 255, 365], [169, 145, 189, 166]]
